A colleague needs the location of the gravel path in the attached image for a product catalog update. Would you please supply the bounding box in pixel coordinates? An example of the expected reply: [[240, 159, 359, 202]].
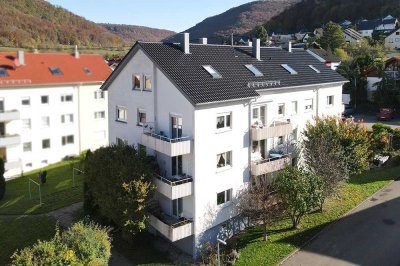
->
[[46, 202, 83, 228]]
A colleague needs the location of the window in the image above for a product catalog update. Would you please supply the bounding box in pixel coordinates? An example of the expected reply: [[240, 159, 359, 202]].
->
[[281, 64, 298, 74], [116, 137, 127, 145], [291, 101, 298, 115], [41, 95, 49, 104], [278, 136, 284, 145], [217, 151, 232, 168], [252, 108, 259, 119], [133, 74, 141, 90], [144, 75, 152, 91], [172, 198, 183, 217], [94, 130, 106, 140], [137, 109, 146, 126], [252, 141, 259, 153], [21, 97, 30, 106], [252, 106, 266, 125], [308, 65, 321, 73], [22, 119, 31, 129], [23, 142, 32, 152], [62, 135, 74, 145], [42, 139, 50, 149], [94, 90, 104, 99], [278, 103, 285, 116], [41, 116, 50, 127], [217, 189, 232, 205], [305, 98, 313, 111], [25, 163, 32, 167], [0, 68, 8, 77], [245, 64, 263, 77], [49, 67, 63, 76], [116, 106, 127, 122], [41, 160, 48, 164], [83, 67, 92, 75], [94, 111, 105, 119], [61, 114, 74, 124], [216, 113, 231, 130], [327, 95, 334, 106], [61, 94, 73, 102], [203, 65, 222, 79]]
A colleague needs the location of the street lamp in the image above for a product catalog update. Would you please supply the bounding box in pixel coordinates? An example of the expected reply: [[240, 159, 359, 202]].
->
[[217, 238, 227, 266]]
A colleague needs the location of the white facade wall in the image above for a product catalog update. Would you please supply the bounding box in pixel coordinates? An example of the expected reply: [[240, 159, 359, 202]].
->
[[385, 29, 400, 50]]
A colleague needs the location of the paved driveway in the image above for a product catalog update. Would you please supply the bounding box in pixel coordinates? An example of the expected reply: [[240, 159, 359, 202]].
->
[[281, 179, 400, 266]]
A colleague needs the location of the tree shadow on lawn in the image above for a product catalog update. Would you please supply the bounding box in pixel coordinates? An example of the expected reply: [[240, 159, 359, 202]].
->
[[348, 166, 400, 185]]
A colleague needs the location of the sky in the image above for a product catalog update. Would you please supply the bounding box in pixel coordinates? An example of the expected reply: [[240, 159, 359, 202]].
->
[[47, 0, 253, 32]]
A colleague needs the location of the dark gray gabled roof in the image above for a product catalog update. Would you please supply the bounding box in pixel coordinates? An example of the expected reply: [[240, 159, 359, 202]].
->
[[102, 42, 347, 105]]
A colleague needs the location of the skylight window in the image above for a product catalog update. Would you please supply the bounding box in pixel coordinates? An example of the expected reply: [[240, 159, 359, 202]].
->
[[308, 65, 321, 73], [245, 64, 263, 77], [203, 65, 222, 79], [0, 68, 8, 77], [49, 67, 63, 76], [281, 64, 298, 75], [83, 67, 92, 75]]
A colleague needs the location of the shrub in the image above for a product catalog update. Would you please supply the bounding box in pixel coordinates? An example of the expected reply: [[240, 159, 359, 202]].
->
[[0, 158, 5, 200]]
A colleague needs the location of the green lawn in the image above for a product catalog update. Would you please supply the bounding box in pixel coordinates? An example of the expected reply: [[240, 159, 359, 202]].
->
[[0, 216, 57, 266], [234, 165, 400, 266], [0, 160, 84, 215]]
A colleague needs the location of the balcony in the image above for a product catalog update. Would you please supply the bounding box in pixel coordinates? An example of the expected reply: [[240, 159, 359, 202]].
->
[[153, 174, 193, 200], [141, 125, 191, 157], [0, 110, 20, 122], [251, 154, 291, 176], [251, 120, 293, 141], [5, 160, 22, 171], [0, 134, 21, 147], [149, 214, 193, 242]]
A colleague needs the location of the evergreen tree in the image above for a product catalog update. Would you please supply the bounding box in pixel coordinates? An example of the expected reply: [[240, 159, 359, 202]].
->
[[320, 21, 346, 51], [255, 25, 269, 46]]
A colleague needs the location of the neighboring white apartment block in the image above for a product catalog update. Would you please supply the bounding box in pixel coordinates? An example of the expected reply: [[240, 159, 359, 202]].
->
[[102, 34, 347, 258], [0, 50, 111, 178], [385, 28, 400, 50]]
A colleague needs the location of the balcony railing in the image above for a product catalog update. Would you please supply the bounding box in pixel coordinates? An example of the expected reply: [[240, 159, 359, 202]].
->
[[153, 173, 193, 199], [251, 120, 293, 141], [385, 71, 400, 80], [0, 134, 21, 147], [0, 110, 20, 122], [149, 214, 193, 242], [251, 154, 291, 176]]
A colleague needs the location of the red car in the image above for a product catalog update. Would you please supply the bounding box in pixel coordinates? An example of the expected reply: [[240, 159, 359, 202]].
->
[[376, 108, 395, 121]]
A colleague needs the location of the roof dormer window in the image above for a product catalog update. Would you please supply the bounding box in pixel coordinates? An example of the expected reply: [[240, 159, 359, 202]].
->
[[245, 64, 263, 77], [83, 67, 92, 75], [308, 65, 321, 73], [49, 67, 63, 76], [203, 65, 222, 79], [281, 64, 298, 75], [0, 68, 8, 77]]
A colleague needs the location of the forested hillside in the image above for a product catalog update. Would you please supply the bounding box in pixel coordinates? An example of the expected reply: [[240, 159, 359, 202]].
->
[[265, 0, 400, 33], [100, 24, 175, 43]]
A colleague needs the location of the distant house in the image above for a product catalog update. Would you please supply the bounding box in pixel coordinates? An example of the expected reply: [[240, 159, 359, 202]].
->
[[313, 28, 324, 38], [356, 15, 398, 37], [343, 28, 364, 44], [306, 48, 341, 70], [339, 20, 352, 29], [271, 33, 293, 44], [385, 28, 400, 50]]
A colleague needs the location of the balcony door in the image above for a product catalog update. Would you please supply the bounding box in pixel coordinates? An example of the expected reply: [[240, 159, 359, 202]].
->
[[172, 198, 183, 217], [171, 116, 182, 139], [172, 155, 183, 176], [252, 105, 266, 126]]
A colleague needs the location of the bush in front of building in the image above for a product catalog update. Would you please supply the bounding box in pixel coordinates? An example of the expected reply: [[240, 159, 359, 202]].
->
[[0, 158, 6, 200]]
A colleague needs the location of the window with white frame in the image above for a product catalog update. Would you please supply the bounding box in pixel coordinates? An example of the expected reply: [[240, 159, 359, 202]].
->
[[62, 135, 74, 145], [42, 139, 50, 149], [291, 101, 298, 115], [133, 74, 141, 90], [61, 94, 73, 102], [116, 106, 127, 122], [252, 106, 266, 125], [41, 95, 49, 104], [305, 99, 313, 111], [21, 97, 30, 106], [217, 151, 232, 168], [216, 112, 231, 130], [94, 90, 104, 99], [137, 109, 146, 126], [327, 95, 334, 106], [217, 189, 232, 205], [61, 114, 74, 124], [41, 116, 50, 127], [278, 103, 285, 116], [144, 75, 152, 91], [22, 119, 31, 129], [94, 111, 105, 119], [23, 142, 32, 152]]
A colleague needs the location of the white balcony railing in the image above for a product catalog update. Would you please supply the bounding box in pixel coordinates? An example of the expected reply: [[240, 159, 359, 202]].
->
[[251, 154, 291, 176], [149, 214, 193, 242], [0, 110, 20, 122], [251, 120, 292, 141], [153, 174, 193, 200], [0, 134, 21, 147]]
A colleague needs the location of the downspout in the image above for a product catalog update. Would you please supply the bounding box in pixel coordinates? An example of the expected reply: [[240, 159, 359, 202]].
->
[[77, 85, 82, 153]]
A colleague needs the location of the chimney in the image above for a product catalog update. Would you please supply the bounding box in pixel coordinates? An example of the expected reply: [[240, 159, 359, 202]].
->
[[18, 50, 25, 66], [252, 38, 260, 60], [74, 45, 80, 59], [181, 33, 190, 54], [199, 37, 208, 45], [246, 40, 253, 47], [288, 41, 292, 53], [32, 48, 39, 54]]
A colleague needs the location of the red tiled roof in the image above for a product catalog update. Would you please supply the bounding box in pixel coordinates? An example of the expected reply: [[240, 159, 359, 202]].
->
[[0, 52, 112, 87]]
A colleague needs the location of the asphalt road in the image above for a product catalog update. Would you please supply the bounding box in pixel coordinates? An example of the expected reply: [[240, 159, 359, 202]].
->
[[353, 114, 400, 130], [281, 179, 400, 266]]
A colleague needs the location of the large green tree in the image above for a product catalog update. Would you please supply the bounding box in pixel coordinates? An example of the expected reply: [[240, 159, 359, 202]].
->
[[319, 21, 346, 51], [254, 25, 269, 46], [84, 144, 155, 236]]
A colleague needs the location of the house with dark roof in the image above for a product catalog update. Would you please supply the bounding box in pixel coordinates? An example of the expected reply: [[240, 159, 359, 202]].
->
[[307, 48, 342, 70], [343, 28, 364, 44], [101, 33, 347, 258], [0, 48, 111, 178], [356, 15, 398, 37]]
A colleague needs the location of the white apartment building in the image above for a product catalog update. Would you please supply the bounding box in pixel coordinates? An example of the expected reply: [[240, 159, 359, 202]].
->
[[0, 50, 111, 178], [102, 34, 347, 258], [385, 28, 400, 50]]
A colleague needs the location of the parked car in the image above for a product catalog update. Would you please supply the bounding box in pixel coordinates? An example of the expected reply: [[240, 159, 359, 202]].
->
[[342, 104, 355, 117], [376, 108, 395, 121]]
